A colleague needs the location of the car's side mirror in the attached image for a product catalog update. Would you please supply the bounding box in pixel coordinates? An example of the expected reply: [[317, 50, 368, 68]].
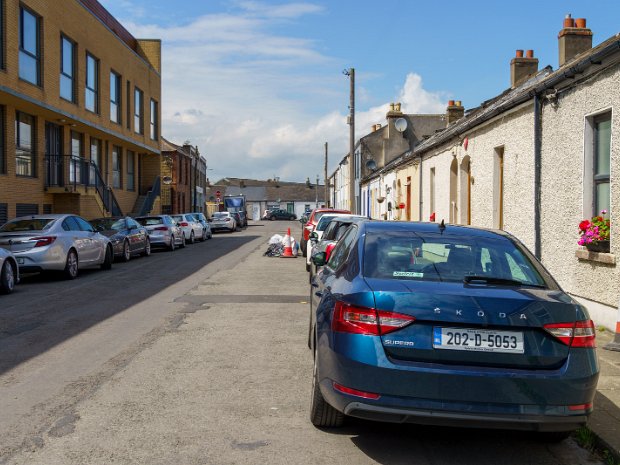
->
[[309, 231, 318, 243], [312, 252, 326, 267]]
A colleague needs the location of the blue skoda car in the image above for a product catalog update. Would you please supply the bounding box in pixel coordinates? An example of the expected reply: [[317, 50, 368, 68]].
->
[[309, 221, 599, 439]]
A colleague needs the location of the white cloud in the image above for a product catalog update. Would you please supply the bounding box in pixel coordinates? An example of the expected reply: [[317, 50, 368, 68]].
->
[[112, 4, 448, 182]]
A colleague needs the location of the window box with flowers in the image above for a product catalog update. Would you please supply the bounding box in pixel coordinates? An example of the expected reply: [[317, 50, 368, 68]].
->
[[578, 210, 611, 253]]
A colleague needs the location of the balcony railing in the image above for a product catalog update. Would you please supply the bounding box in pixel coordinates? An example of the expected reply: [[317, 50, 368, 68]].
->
[[45, 154, 123, 216]]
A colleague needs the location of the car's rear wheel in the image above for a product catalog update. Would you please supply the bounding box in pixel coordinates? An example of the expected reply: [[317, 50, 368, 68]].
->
[[101, 246, 113, 270], [0, 261, 16, 294], [270, 216, 275, 221], [63, 250, 79, 280], [142, 238, 151, 256], [189, 231, 195, 244], [169, 235, 176, 251], [180, 234, 187, 248], [310, 346, 344, 427], [122, 240, 131, 262]]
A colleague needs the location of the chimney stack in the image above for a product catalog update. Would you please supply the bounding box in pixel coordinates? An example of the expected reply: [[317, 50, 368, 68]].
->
[[446, 100, 464, 125], [558, 14, 592, 67], [510, 49, 539, 88]]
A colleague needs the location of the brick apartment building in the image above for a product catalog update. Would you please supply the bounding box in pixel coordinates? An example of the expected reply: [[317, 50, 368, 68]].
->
[[0, 0, 162, 223], [161, 137, 207, 214]]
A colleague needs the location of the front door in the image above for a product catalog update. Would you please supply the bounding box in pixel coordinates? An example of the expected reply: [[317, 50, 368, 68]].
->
[[45, 123, 63, 186]]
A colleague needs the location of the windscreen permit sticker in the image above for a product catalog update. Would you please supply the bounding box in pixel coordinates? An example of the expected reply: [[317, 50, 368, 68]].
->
[[393, 271, 423, 278]]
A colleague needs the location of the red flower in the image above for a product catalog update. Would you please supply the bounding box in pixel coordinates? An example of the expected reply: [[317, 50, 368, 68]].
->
[[430, 212, 436, 222], [579, 220, 591, 231]]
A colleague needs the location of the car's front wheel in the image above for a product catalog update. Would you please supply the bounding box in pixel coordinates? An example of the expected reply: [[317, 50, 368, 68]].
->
[[142, 238, 151, 256], [309, 346, 344, 427], [270, 216, 275, 221], [122, 240, 131, 262], [0, 261, 16, 294], [169, 235, 176, 251], [180, 234, 187, 248], [101, 246, 113, 270], [189, 231, 195, 244]]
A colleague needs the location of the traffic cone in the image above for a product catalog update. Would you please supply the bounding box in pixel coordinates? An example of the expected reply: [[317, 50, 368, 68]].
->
[[280, 228, 296, 258], [604, 302, 620, 352]]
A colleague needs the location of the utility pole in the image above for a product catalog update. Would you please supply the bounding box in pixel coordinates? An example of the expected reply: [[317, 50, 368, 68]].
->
[[324, 142, 328, 207], [315, 174, 319, 207], [343, 68, 355, 213]]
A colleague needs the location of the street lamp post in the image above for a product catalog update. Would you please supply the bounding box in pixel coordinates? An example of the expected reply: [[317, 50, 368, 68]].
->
[[315, 174, 319, 207], [343, 68, 355, 214]]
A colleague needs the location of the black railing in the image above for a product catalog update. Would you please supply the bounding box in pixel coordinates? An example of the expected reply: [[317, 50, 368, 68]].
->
[[45, 154, 123, 216], [139, 176, 161, 216]]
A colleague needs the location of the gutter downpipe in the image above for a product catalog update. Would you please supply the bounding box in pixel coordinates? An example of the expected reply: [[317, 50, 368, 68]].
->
[[418, 154, 423, 221], [534, 93, 542, 259]]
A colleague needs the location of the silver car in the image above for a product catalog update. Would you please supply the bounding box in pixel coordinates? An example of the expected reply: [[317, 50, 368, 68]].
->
[[190, 212, 213, 240], [172, 213, 205, 244], [0, 248, 19, 294], [0, 214, 113, 279], [209, 211, 237, 233], [135, 215, 185, 251]]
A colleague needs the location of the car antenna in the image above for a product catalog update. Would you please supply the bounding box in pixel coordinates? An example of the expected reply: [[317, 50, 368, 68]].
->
[[439, 219, 446, 233]]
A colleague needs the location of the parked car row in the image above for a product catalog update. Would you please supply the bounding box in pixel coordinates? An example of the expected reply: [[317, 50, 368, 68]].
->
[[0, 211, 214, 292], [262, 209, 297, 221], [306, 218, 599, 441]]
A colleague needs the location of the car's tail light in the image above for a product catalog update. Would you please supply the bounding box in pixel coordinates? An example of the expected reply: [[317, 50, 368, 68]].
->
[[332, 301, 415, 336], [33, 236, 56, 247], [179, 222, 189, 227], [333, 382, 381, 400], [568, 403, 593, 411], [154, 226, 168, 231], [543, 320, 596, 347]]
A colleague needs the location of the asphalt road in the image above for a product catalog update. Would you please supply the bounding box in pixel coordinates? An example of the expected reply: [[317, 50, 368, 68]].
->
[[0, 220, 605, 464]]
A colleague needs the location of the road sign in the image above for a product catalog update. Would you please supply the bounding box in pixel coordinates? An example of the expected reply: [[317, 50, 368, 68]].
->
[[216, 190, 221, 197]]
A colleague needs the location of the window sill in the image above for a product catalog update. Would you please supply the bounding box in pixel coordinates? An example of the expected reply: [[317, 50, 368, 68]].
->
[[575, 249, 616, 265]]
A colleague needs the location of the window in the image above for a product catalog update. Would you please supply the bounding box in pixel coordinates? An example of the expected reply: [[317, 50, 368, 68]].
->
[[0, 0, 5, 70], [110, 71, 121, 124], [19, 6, 40, 85], [126, 81, 131, 129], [15, 112, 35, 177], [429, 167, 436, 217], [89, 137, 101, 185], [0, 106, 4, 174], [85, 53, 99, 113], [112, 145, 121, 189], [70, 131, 82, 183], [134, 88, 143, 134], [60, 36, 75, 102], [126, 150, 135, 191], [150, 99, 158, 140], [593, 114, 611, 216]]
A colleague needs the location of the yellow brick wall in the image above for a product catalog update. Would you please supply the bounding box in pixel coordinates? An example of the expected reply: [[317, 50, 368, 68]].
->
[[0, 0, 162, 220]]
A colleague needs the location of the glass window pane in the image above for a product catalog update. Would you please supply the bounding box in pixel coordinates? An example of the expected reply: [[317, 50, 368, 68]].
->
[[19, 52, 37, 83], [86, 56, 95, 88], [60, 75, 73, 100], [595, 119, 611, 176], [86, 89, 95, 112], [596, 183, 610, 216], [22, 10, 37, 54], [110, 102, 118, 123], [62, 39, 73, 75]]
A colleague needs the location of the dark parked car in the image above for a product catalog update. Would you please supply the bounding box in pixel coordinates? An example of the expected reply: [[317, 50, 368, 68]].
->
[[309, 221, 599, 440], [265, 209, 296, 221], [90, 216, 151, 262]]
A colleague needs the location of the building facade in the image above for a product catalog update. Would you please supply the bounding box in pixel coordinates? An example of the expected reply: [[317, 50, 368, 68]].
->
[[0, 0, 161, 222]]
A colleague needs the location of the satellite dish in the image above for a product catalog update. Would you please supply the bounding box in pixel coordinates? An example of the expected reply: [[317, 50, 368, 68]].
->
[[162, 176, 173, 185], [394, 118, 408, 133], [365, 159, 377, 171]]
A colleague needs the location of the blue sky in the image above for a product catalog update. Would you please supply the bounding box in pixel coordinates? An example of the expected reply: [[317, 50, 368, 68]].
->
[[100, 0, 620, 183]]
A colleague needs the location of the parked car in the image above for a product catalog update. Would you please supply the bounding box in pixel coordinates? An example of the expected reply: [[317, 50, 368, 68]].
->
[[300, 208, 350, 257], [171, 213, 204, 244], [209, 212, 237, 233], [0, 214, 113, 279], [264, 209, 297, 221], [90, 216, 151, 262], [308, 221, 598, 440], [0, 248, 19, 294], [230, 212, 246, 230], [135, 215, 185, 251], [307, 215, 367, 274], [190, 213, 213, 240]]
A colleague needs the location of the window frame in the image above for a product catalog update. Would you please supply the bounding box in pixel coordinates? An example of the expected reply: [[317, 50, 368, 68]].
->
[[85, 52, 99, 113], [149, 98, 158, 140], [60, 34, 76, 103], [15, 111, 36, 177], [593, 113, 611, 216], [112, 145, 122, 189], [18, 5, 41, 86], [109, 70, 121, 124], [134, 87, 143, 134], [0, 105, 4, 174], [126, 149, 135, 191]]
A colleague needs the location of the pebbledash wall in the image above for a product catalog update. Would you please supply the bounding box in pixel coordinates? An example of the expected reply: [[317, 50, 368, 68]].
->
[[0, 0, 162, 221], [539, 64, 619, 327]]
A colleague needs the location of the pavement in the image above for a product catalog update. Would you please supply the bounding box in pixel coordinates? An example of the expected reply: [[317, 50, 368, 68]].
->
[[589, 331, 620, 462]]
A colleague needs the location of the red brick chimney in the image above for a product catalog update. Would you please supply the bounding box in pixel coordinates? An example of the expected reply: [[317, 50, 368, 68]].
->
[[558, 14, 592, 66], [510, 49, 539, 88]]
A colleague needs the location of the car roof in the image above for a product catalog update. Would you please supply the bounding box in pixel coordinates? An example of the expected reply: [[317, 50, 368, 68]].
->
[[361, 221, 512, 240]]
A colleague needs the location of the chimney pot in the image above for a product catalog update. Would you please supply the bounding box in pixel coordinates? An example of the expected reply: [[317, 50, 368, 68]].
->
[[575, 18, 586, 28], [395, 102, 401, 112], [516, 49, 524, 58], [448, 100, 455, 106], [526, 49, 534, 58], [563, 14, 575, 28], [455, 100, 462, 107]]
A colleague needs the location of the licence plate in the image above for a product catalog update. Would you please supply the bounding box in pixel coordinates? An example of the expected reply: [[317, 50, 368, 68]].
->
[[433, 327, 524, 354]]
